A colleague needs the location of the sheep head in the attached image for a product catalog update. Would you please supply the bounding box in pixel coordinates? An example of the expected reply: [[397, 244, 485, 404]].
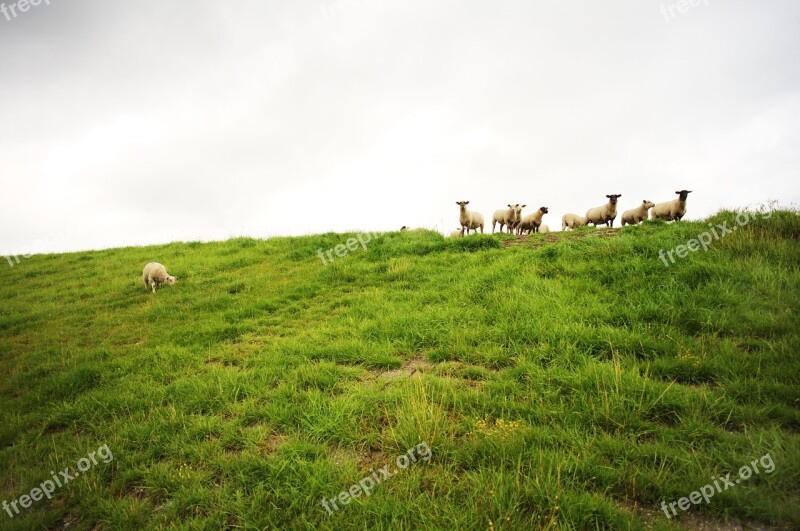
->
[[643, 200, 655, 209], [509, 203, 525, 223], [675, 190, 692, 200], [165, 276, 177, 285], [605, 194, 622, 204]]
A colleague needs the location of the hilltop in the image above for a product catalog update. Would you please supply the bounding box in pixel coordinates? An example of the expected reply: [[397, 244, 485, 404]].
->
[[1, 208, 799, 530]]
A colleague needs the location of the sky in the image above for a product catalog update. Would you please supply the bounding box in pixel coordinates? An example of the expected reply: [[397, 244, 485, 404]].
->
[[1, 0, 799, 254]]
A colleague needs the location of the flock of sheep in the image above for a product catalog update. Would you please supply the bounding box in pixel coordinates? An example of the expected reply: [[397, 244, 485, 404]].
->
[[142, 190, 692, 293], [452, 190, 692, 237]]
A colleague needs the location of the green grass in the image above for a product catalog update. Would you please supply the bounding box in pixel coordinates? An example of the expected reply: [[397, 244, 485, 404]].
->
[[1, 208, 799, 530]]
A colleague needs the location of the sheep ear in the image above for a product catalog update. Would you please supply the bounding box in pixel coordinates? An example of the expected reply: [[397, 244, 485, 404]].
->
[[508, 204, 513, 208], [465, 201, 469, 205], [606, 195, 611, 198], [521, 204, 526, 208]]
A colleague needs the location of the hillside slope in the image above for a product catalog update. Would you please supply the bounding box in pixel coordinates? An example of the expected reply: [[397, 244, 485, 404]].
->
[[1, 209, 799, 530]]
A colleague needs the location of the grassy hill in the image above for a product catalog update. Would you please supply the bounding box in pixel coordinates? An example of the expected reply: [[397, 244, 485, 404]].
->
[[1, 208, 799, 530]]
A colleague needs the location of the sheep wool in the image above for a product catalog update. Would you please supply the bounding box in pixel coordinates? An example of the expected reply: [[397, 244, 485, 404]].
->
[[143, 262, 177, 293], [621, 200, 656, 226], [492, 204, 525, 234], [517, 207, 549, 235], [456, 201, 485, 234], [651, 190, 692, 221], [585, 194, 622, 228], [561, 213, 587, 231]]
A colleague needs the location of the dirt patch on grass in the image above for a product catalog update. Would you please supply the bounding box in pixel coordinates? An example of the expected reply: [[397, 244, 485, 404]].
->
[[329, 447, 361, 467], [612, 497, 778, 530], [357, 448, 385, 469], [260, 433, 288, 454], [128, 486, 149, 500], [54, 512, 81, 529], [328, 447, 385, 470], [675, 514, 781, 531], [377, 357, 433, 381], [503, 227, 621, 249]]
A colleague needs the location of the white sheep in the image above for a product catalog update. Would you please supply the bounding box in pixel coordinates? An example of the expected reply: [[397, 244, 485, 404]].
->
[[621, 200, 656, 226], [142, 262, 176, 293], [456, 201, 484, 234], [517, 207, 549, 235], [538, 224, 550, 234], [585, 194, 622, 228], [492, 204, 525, 234], [561, 213, 587, 231], [449, 228, 464, 238], [651, 190, 692, 221]]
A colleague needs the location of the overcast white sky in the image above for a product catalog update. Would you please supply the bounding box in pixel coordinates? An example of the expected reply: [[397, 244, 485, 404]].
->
[[1, 0, 799, 254]]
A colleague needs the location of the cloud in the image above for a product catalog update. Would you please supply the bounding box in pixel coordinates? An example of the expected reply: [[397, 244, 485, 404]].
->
[[0, 0, 798, 252]]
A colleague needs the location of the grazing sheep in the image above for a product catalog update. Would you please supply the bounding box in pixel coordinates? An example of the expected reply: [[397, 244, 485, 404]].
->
[[449, 228, 464, 238], [517, 207, 549, 235], [142, 262, 176, 293], [621, 200, 656, 226], [562, 213, 587, 231], [492, 204, 525, 234], [400, 226, 410, 231], [456, 201, 485, 234], [651, 190, 692, 221], [585, 194, 622, 228]]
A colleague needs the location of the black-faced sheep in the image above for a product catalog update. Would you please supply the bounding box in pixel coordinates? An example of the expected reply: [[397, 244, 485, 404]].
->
[[517, 207, 549, 235], [586, 194, 622, 228], [651, 190, 692, 221]]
